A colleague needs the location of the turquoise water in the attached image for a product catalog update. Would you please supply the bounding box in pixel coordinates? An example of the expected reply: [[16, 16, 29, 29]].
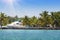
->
[[0, 30, 60, 40]]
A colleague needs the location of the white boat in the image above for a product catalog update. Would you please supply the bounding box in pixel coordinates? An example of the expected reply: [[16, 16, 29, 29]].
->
[[7, 21, 25, 28]]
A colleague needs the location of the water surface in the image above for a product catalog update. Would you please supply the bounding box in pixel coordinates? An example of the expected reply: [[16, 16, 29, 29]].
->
[[0, 30, 60, 40]]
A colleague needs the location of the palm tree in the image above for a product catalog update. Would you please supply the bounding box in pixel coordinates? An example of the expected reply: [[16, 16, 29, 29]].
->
[[0, 12, 5, 28], [22, 16, 30, 26], [51, 12, 60, 27], [0, 12, 9, 26], [40, 11, 49, 27], [30, 16, 38, 27]]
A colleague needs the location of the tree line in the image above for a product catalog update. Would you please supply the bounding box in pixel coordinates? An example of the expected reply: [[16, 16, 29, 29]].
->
[[0, 12, 20, 26], [0, 11, 60, 28]]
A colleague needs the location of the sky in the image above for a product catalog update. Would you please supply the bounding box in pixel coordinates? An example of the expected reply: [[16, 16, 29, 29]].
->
[[0, 0, 60, 17]]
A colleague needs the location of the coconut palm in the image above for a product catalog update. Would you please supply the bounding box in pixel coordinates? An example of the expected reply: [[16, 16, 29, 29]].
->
[[39, 11, 49, 27]]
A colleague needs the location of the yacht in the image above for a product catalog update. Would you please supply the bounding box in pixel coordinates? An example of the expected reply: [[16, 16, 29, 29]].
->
[[7, 21, 25, 28]]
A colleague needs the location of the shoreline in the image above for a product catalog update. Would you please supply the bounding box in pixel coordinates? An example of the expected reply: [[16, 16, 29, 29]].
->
[[1, 27, 60, 30]]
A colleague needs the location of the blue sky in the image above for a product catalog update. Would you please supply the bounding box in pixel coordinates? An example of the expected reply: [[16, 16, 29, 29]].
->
[[0, 0, 60, 17]]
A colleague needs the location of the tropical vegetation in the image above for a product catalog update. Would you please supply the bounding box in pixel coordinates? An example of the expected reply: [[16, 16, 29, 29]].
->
[[0, 11, 60, 28]]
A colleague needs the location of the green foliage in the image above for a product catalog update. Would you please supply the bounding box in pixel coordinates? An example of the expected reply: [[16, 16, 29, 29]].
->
[[0, 12, 20, 26], [0, 11, 60, 27]]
